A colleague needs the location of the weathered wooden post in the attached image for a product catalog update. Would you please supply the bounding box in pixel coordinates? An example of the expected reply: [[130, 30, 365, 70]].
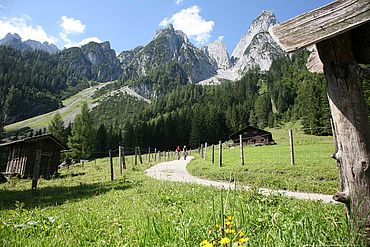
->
[[271, 3, 370, 241], [154, 148, 157, 161], [148, 146, 151, 162], [31, 149, 42, 193], [109, 150, 114, 181], [138, 146, 143, 164], [219, 141, 222, 167], [204, 142, 207, 160], [123, 149, 127, 170], [289, 129, 295, 165], [134, 146, 138, 166], [201, 144, 204, 159], [239, 135, 244, 166], [119, 146, 123, 175], [211, 144, 214, 165]]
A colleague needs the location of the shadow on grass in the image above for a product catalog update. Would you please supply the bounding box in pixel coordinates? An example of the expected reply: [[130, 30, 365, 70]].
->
[[0, 180, 134, 210]]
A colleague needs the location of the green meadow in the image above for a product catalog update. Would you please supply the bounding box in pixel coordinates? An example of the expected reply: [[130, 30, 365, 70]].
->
[[188, 124, 339, 194], [0, 147, 366, 246]]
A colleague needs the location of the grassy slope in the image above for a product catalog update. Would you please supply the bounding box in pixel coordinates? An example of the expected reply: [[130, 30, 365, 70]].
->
[[188, 123, 339, 194], [0, 155, 365, 246], [4, 81, 115, 132]]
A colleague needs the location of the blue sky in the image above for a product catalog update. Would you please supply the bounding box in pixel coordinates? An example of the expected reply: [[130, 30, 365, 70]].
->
[[0, 0, 332, 54]]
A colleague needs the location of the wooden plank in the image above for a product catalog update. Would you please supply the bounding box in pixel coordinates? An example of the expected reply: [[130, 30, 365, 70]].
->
[[270, 0, 370, 52]]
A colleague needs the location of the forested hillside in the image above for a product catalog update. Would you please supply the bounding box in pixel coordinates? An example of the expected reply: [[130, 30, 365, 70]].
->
[[0, 42, 121, 125], [87, 50, 333, 151]]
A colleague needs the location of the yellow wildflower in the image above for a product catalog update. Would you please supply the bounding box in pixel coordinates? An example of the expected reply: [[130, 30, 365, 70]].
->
[[238, 230, 245, 237], [225, 220, 233, 226], [226, 216, 234, 221], [200, 240, 209, 246], [220, 237, 231, 245], [225, 228, 235, 234], [238, 237, 249, 244]]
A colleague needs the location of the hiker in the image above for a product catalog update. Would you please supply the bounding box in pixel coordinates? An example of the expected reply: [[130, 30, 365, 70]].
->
[[176, 146, 181, 160], [183, 145, 187, 160]]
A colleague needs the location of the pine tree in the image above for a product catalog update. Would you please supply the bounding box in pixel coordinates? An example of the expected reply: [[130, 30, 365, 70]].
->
[[67, 102, 95, 159], [48, 112, 67, 144]]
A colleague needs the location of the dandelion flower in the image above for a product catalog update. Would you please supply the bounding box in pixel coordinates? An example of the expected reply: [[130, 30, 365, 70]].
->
[[220, 237, 231, 245], [238, 237, 249, 244], [238, 231, 245, 237], [225, 228, 235, 234], [200, 240, 214, 247]]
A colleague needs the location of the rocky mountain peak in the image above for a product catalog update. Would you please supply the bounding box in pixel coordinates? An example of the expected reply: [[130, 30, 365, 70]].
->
[[0, 33, 59, 54], [231, 11, 278, 61], [3, 33, 22, 42], [203, 41, 231, 70]]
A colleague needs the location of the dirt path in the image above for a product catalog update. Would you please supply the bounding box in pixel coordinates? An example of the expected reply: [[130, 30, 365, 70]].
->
[[145, 157, 336, 204]]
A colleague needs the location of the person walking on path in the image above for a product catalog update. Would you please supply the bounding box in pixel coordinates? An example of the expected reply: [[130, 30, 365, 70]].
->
[[175, 146, 181, 160], [183, 145, 187, 160]]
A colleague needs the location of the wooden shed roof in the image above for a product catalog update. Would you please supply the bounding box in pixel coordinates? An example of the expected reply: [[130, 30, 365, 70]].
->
[[229, 126, 271, 139], [270, 0, 370, 53], [0, 134, 67, 150]]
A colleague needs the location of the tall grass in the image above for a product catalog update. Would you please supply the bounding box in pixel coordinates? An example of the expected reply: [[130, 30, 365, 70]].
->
[[0, 154, 365, 246], [188, 124, 339, 194]]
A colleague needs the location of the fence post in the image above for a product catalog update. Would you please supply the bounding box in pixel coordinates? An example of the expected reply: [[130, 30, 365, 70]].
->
[[109, 150, 114, 181], [148, 146, 151, 162], [154, 148, 157, 161], [138, 146, 143, 164], [219, 141, 222, 167], [204, 142, 207, 160], [289, 129, 295, 165], [121, 146, 126, 169], [135, 146, 138, 166], [201, 144, 204, 159], [119, 146, 123, 175], [240, 135, 244, 166], [31, 149, 42, 193], [211, 144, 214, 165]]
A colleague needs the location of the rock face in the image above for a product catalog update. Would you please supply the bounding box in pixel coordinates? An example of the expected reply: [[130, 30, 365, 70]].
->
[[59, 41, 122, 82], [203, 41, 231, 70], [0, 33, 59, 54], [118, 46, 144, 67], [232, 11, 283, 73], [121, 25, 218, 83], [199, 11, 284, 85]]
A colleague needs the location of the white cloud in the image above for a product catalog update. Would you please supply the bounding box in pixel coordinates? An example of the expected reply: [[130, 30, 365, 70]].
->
[[63, 36, 102, 48], [0, 16, 57, 44], [159, 5, 214, 45], [176, 0, 183, 5], [59, 16, 85, 34], [216, 35, 224, 42], [58, 16, 98, 48]]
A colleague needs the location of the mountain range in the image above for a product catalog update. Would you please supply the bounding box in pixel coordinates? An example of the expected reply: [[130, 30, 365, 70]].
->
[[0, 33, 59, 54], [0, 10, 286, 127], [1, 11, 284, 87]]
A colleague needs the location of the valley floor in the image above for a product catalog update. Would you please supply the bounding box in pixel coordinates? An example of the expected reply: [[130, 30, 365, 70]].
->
[[0, 154, 366, 246]]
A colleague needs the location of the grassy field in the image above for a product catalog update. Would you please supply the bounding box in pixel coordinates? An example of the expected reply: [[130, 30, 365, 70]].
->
[[0, 153, 366, 246], [4, 81, 114, 132], [188, 124, 339, 194]]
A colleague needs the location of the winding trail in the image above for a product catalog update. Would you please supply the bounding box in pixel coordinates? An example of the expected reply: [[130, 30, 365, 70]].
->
[[145, 157, 337, 204]]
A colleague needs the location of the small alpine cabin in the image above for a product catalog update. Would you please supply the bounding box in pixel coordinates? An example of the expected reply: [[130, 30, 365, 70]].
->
[[0, 134, 67, 178], [229, 126, 276, 146]]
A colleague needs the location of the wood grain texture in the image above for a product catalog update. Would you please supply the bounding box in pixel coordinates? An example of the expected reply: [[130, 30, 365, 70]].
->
[[270, 0, 370, 52]]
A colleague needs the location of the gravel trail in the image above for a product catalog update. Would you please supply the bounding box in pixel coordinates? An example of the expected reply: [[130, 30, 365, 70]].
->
[[145, 157, 337, 204]]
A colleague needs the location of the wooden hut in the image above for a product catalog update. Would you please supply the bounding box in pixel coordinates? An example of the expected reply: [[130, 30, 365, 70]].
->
[[0, 134, 67, 178], [270, 0, 370, 242], [229, 126, 275, 146]]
